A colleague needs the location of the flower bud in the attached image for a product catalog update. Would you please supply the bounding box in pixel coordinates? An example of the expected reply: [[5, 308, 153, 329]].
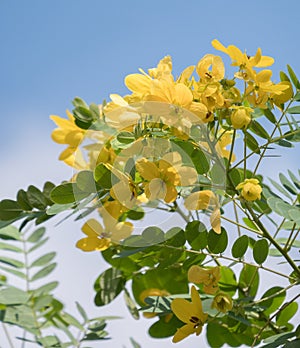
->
[[211, 292, 233, 313], [236, 178, 262, 201], [231, 107, 252, 129]]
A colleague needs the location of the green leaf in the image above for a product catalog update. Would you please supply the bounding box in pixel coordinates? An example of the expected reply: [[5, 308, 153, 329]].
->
[[33, 294, 53, 310], [124, 288, 139, 319], [42, 181, 56, 205], [0, 200, 23, 220], [185, 221, 207, 250], [130, 337, 141, 348], [61, 312, 84, 330], [148, 315, 180, 338], [72, 96, 88, 108], [26, 185, 48, 210], [260, 287, 286, 315], [280, 71, 291, 82], [239, 264, 259, 298], [30, 263, 57, 282], [0, 242, 22, 253], [164, 227, 185, 247], [117, 131, 135, 144], [218, 266, 237, 296], [288, 170, 300, 190], [28, 237, 49, 253], [253, 238, 269, 264], [46, 202, 74, 215], [50, 183, 89, 204], [210, 162, 226, 185], [279, 173, 298, 195], [231, 235, 248, 258], [245, 132, 260, 154], [76, 301, 88, 322], [94, 268, 125, 306], [191, 148, 209, 174], [250, 120, 270, 139], [276, 302, 298, 326], [94, 163, 118, 189], [269, 177, 293, 200], [141, 226, 164, 246], [76, 170, 98, 193], [30, 252, 56, 267], [287, 106, 300, 114], [33, 281, 59, 295], [126, 208, 145, 221], [0, 287, 30, 305], [207, 227, 228, 253], [0, 256, 24, 268], [287, 64, 300, 89], [276, 139, 293, 147], [0, 266, 25, 279], [16, 189, 32, 210], [27, 227, 46, 243], [263, 109, 277, 124], [38, 336, 61, 347]]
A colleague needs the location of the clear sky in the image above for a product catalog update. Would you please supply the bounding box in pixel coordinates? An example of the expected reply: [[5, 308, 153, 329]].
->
[[1, 0, 300, 347]]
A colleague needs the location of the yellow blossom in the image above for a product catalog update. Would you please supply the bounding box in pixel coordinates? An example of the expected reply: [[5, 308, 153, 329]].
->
[[50, 110, 86, 168], [171, 286, 208, 343], [236, 178, 262, 201], [76, 218, 133, 252], [136, 152, 197, 203], [196, 54, 225, 82], [211, 292, 233, 313], [188, 266, 221, 294], [230, 106, 253, 129], [211, 39, 274, 70], [184, 190, 221, 234]]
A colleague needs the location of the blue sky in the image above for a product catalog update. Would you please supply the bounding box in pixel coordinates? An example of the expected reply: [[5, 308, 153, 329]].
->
[[1, 1, 300, 347]]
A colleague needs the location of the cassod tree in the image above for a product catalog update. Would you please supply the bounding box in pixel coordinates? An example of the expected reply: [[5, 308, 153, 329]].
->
[[1, 40, 300, 347]]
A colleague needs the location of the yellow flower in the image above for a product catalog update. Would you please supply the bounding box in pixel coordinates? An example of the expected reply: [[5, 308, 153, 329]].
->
[[136, 152, 197, 203], [212, 39, 274, 69], [230, 106, 253, 129], [184, 190, 221, 234], [271, 81, 293, 109], [211, 292, 233, 313], [196, 54, 225, 82], [76, 218, 133, 252], [188, 266, 221, 294], [245, 70, 290, 108], [236, 178, 262, 201], [171, 286, 208, 343], [50, 110, 86, 168]]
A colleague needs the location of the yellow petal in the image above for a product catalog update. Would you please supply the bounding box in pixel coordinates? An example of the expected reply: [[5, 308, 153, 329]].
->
[[76, 237, 110, 252], [184, 190, 215, 210], [171, 299, 195, 323], [173, 324, 196, 343], [211, 39, 228, 54], [136, 159, 160, 180], [256, 70, 273, 83], [173, 83, 193, 107], [146, 178, 167, 201], [125, 74, 151, 94], [81, 219, 103, 237], [177, 166, 198, 186], [210, 208, 221, 234], [109, 94, 128, 106], [256, 55, 274, 67], [164, 184, 178, 203], [111, 222, 133, 242]]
